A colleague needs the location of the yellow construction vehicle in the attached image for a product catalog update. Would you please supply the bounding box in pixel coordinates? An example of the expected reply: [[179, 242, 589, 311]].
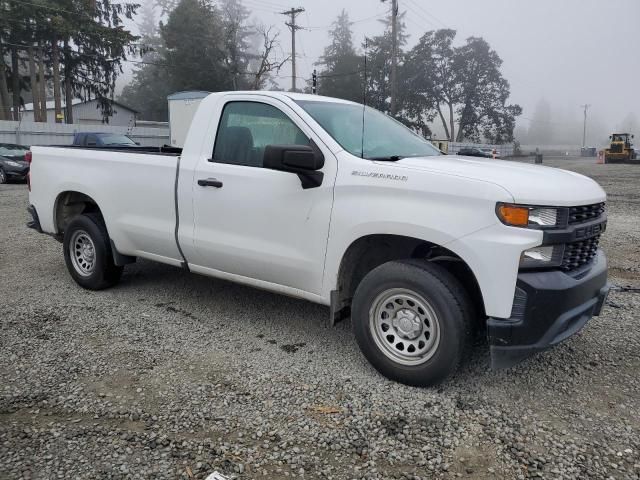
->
[[604, 133, 637, 163]]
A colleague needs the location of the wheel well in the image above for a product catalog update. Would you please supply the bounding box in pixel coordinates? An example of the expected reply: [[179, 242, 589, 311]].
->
[[333, 234, 485, 324], [54, 191, 101, 235]]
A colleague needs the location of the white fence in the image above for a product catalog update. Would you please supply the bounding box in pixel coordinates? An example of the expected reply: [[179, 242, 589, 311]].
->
[[0, 120, 170, 147], [447, 142, 514, 157]]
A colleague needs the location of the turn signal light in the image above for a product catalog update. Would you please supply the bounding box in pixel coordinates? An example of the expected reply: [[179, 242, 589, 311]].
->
[[497, 204, 529, 226]]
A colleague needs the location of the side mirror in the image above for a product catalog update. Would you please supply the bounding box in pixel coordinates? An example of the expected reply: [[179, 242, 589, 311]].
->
[[135, 141, 141, 145], [264, 143, 324, 189]]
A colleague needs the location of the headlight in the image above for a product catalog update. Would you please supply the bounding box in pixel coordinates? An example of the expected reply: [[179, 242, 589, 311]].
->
[[6, 160, 20, 167], [497, 203, 562, 228], [520, 244, 564, 269]]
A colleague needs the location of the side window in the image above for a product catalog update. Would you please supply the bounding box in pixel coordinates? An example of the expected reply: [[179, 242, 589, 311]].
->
[[212, 101, 309, 167]]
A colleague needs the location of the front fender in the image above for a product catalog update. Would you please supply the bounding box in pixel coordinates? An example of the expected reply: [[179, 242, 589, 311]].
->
[[445, 224, 542, 318], [322, 154, 535, 317]]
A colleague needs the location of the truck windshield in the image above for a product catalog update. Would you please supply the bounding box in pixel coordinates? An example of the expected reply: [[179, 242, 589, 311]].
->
[[295, 100, 441, 159]]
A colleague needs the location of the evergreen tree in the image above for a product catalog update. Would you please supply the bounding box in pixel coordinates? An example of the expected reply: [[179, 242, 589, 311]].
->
[[119, 59, 171, 121], [0, 0, 139, 123], [315, 10, 363, 103], [139, 1, 159, 42], [220, 0, 252, 90], [119, 1, 168, 120], [363, 11, 408, 115], [120, 0, 286, 119], [161, 0, 229, 92]]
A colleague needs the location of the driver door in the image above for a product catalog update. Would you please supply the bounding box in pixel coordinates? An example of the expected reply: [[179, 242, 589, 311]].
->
[[188, 98, 337, 296]]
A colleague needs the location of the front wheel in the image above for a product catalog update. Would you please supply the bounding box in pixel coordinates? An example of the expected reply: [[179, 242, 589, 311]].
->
[[63, 213, 123, 290], [352, 260, 473, 386], [0, 168, 7, 184]]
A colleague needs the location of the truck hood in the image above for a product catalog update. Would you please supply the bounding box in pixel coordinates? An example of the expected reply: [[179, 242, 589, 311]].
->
[[386, 155, 606, 206]]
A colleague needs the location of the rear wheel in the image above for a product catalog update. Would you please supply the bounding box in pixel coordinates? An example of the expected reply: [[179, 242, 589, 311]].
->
[[0, 168, 7, 184], [63, 213, 123, 290], [352, 260, 472, 386]]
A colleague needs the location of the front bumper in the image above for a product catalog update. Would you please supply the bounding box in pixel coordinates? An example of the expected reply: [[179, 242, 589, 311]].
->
[[488, 249, 609, 369]]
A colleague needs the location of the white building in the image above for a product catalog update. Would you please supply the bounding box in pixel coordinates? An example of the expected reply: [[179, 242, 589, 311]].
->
[[22, 98, 138, 127]]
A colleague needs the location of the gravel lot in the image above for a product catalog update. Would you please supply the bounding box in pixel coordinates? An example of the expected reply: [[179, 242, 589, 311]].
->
[[1, 157, 639, 480]]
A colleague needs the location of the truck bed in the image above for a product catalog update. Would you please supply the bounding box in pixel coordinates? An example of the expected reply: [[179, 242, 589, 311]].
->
[[29, 144, 184, 264]]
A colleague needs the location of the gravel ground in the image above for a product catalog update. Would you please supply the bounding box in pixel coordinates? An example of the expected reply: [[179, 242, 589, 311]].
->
[[1, 157, 639, 480]]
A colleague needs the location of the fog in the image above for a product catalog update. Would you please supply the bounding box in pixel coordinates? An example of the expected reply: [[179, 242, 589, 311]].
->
[[124, 0, 640, 145]]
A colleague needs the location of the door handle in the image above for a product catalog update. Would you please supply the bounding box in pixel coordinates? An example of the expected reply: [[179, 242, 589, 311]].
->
[[197, 178, 223, 188]]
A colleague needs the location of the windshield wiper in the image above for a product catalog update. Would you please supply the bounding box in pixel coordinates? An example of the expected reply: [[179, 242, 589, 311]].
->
[[368, 155, 403, 162]]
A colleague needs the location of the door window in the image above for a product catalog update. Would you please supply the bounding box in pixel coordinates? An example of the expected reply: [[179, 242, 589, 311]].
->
[[212, 101, 309, 167]]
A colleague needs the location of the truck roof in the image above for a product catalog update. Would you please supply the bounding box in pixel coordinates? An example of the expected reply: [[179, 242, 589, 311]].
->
[[204, 91, 359, 106]]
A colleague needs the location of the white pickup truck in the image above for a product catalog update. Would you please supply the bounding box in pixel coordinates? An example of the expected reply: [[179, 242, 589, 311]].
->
[[27, 92, 609, 386]]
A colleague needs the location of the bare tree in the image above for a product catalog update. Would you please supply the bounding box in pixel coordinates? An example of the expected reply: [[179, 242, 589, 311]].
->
[[251, 25, 289, 90]]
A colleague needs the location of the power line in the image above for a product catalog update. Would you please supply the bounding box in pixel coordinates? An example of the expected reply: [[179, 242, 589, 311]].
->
[[402, 2, 440, 29], [305, 11, 388, 30], [405, 0, 449, 29], [404, 13, 426, 31], [241, 0, 280, 14]]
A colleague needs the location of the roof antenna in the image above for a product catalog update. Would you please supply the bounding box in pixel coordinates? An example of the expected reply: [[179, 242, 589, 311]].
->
[[361, 36, 368, 159]]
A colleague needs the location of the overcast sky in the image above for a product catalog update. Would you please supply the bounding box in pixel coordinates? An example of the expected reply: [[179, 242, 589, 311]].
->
[[127, 0, 640, 136]]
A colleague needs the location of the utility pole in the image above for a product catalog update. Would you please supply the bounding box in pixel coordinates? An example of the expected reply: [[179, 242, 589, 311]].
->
[[382, 0, 398, 115], [580, 104, 591, 148], [281, 7, 305, 92]]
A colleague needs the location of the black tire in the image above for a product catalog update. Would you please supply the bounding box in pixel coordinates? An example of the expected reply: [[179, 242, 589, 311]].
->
[[0, 168, 7, 184], [63, 213, 123, 290], [352, 259, 473, 387]]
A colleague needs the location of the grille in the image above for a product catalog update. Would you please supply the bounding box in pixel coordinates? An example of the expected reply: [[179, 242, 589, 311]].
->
[[568, 203, 605, 225], [610, 144, 623, 153], [561, 235, 600, 271]]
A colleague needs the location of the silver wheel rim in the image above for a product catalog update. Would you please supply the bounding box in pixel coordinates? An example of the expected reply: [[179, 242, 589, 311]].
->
[[0, 170, 5, 183], [369, 288, 441, 366], [69, 230, 96, 277]]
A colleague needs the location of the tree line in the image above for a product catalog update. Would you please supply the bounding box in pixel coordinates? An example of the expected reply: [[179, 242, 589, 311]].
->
[[119, 0, 289, 121], [2, 0, 521, 142], [0, 0, 138, 122], [314, 10, 521, 142], [123, 2, 521, 142]]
